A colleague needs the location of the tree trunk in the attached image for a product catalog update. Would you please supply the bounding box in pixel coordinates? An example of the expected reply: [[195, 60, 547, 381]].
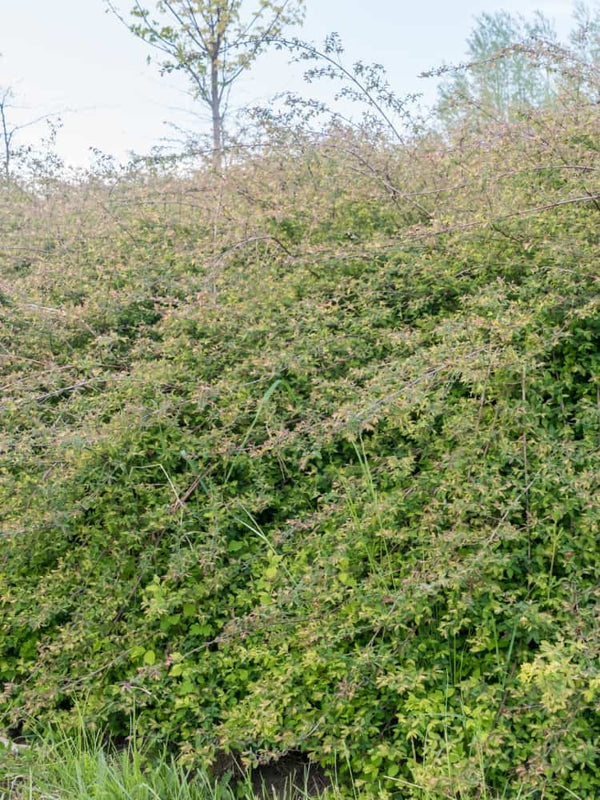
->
[[0, 101, 10, 185], [210, 54, 222, 171]]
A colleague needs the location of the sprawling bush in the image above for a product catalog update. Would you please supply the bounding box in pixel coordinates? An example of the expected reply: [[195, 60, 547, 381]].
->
[[1, 75, 600, 798]]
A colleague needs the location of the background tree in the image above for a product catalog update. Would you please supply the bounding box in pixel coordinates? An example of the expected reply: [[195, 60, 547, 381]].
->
[[109, 0, 305, 167], [564, 1, 600, 100], [571, 1, 600, 64], [0, 86, 17, 184], [436, 10, 557, 126], [0, 84, 62, 186]]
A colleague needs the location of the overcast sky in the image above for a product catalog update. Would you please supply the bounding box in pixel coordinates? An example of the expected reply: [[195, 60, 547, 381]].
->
[[1, 0, 578, 167]]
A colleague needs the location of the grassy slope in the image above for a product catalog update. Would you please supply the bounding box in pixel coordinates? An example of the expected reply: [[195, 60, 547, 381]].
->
[[1, 113, 600, 798]]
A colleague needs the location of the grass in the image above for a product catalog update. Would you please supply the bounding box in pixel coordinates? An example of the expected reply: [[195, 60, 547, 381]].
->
[[0, 727, 336, 800], [2, 730, 227, 800]]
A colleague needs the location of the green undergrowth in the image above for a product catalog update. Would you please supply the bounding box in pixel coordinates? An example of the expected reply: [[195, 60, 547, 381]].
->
[[0, 721, 333, 799], [1, 730, 234, 799], [1, 110, 600, 798]]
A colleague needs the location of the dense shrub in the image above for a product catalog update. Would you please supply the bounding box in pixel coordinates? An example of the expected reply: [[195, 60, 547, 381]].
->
[[1, 103, 600, 798]]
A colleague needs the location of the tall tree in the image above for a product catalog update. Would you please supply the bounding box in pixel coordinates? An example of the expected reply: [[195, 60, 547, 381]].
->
[[109, 0, 305, 166], [566, 2, 600, 100], [437, 10, 557, 126], [571, 1, 600, 65], [0, 85, 62, 186]]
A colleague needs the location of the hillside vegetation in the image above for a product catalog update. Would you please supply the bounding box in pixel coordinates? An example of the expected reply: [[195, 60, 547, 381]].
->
[[1, 73, 600, 797]]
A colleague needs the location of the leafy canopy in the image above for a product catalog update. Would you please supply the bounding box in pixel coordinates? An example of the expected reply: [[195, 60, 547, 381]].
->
[[437, 10, 557, 124], [114, 0, 304, 157]]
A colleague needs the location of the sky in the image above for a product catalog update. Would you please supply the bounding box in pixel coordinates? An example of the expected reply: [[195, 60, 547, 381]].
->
[[1, 0, 578, 168]]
